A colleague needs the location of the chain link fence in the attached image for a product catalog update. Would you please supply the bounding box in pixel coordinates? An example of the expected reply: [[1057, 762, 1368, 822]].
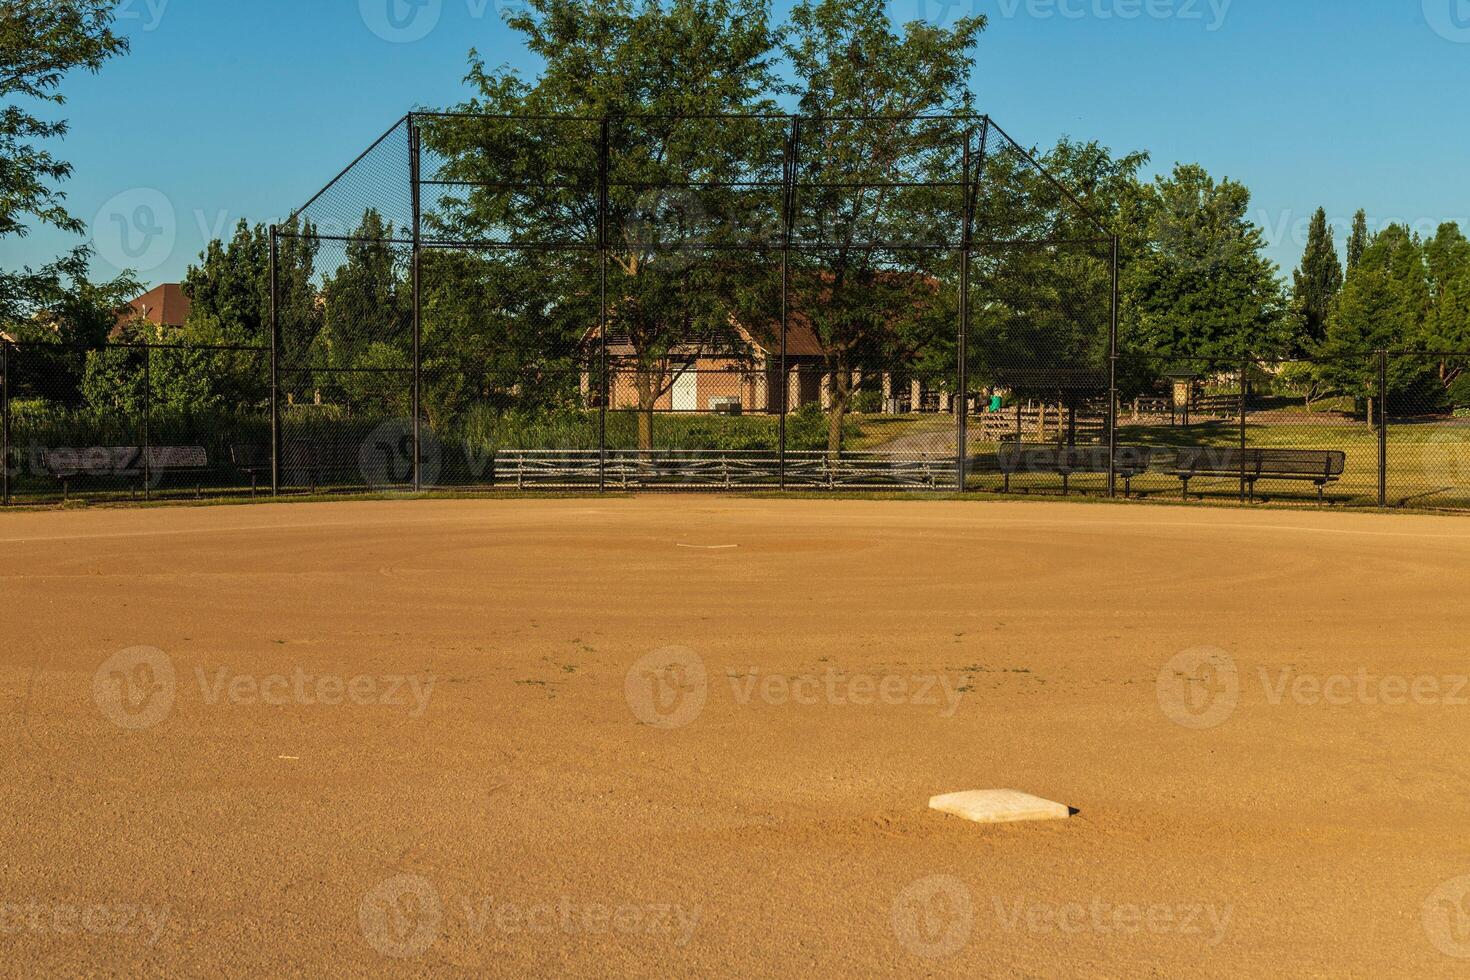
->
[[4, 113, 1468, 511]]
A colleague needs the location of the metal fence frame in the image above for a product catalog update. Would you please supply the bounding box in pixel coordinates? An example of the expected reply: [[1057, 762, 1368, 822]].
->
[[266, 110, 1119, 497], [4, 113, 1468, 509]]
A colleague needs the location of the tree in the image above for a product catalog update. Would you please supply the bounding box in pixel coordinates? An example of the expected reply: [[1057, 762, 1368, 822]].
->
[[1346, 209, 1369, 272], [783, 0, 984, 454], [1423, 223, 1470, 388], [320, 210, 410, 371], [1123, 164, 1292, 365], [0, 0, 129, 323], [1292, 207, 1343, 347], [425, 0, 779, 450], [1318, 225, 1434, 422]]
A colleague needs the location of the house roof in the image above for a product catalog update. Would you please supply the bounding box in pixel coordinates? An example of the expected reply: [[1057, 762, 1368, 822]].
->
[[113, 283, 191, 337]]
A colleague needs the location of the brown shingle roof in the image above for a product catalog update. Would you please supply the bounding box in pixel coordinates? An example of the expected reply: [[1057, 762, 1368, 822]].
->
[[112, 283, 191, 337]]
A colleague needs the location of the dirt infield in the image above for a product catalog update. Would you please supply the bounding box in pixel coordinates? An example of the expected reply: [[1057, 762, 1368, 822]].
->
[[3, 497, 1470, 976]]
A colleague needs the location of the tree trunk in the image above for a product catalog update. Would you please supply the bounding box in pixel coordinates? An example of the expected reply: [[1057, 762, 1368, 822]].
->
[[636, 368, 656, 453], [826, 358, 853, 460]]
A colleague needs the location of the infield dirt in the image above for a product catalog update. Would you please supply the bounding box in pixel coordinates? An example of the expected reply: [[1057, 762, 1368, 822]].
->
[[2, 497, 1469, 976]]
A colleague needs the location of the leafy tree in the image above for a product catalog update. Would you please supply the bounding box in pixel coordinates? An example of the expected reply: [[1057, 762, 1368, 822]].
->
[[783, 0, 983, 454], [1346, 209, 1369, 272], [425, 0, 779, 450], [1318, 225, 1434, 421], [1292, 207, 1342, 347], [1123, 164, 1292, 365], [0, 0, 128, 324], [320, 209, 409, 366], [1423, 222, 1470, 389]]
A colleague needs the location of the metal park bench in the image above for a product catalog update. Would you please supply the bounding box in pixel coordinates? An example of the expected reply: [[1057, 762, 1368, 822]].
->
[[996, 443, 1155, 496], [230, 444, 271, 495], [42, 446, 209, 500], [1168, 447, 1346, 503]]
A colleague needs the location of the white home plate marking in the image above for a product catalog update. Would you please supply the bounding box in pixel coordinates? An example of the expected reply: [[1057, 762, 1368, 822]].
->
[[929, 790, 1071, 825]]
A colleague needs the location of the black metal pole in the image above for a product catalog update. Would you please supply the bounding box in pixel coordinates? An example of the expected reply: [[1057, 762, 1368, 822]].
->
[[409, 116, 423, 492], [599, 117, 609, 493], [1239, 354, 1248, 503], [1378, 349, 1388, 508], [1, 339, 10, 506], [956, 129, 973, 493], [269, 226, 280, 496], [143, 345, 152, 502], [779, 116, 800, 490], [1107, 235, 1120, 498]]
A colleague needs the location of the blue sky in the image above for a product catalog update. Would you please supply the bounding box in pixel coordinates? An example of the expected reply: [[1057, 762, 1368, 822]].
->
[[5, 0, 1468, 291]]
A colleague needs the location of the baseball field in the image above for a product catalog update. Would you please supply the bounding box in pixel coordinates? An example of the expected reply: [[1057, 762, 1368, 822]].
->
[[3, 496, 1469, 976]]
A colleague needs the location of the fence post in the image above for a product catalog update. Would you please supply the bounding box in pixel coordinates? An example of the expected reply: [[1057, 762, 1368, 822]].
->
[[779, 116, 800, 490], [598, 117, 609, 492], [1238, 354, 1249, 503], [409, 115, 423, 493], [1, 339, 10, 506], [143, 345, 152, 502], [1107, 234, 1120, 498], [269, 226, 280, 496], [956, 129, 972, 493], [1377, 349, 1388, 508]]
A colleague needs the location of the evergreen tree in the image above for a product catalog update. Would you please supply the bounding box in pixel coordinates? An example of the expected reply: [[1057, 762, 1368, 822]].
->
[[1346, 209, 1369, 272], [1291, 207, 1343, 347]]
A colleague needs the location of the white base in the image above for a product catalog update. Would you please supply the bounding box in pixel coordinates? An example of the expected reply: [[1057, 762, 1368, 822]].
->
[[929, 789, 1071, 824]]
